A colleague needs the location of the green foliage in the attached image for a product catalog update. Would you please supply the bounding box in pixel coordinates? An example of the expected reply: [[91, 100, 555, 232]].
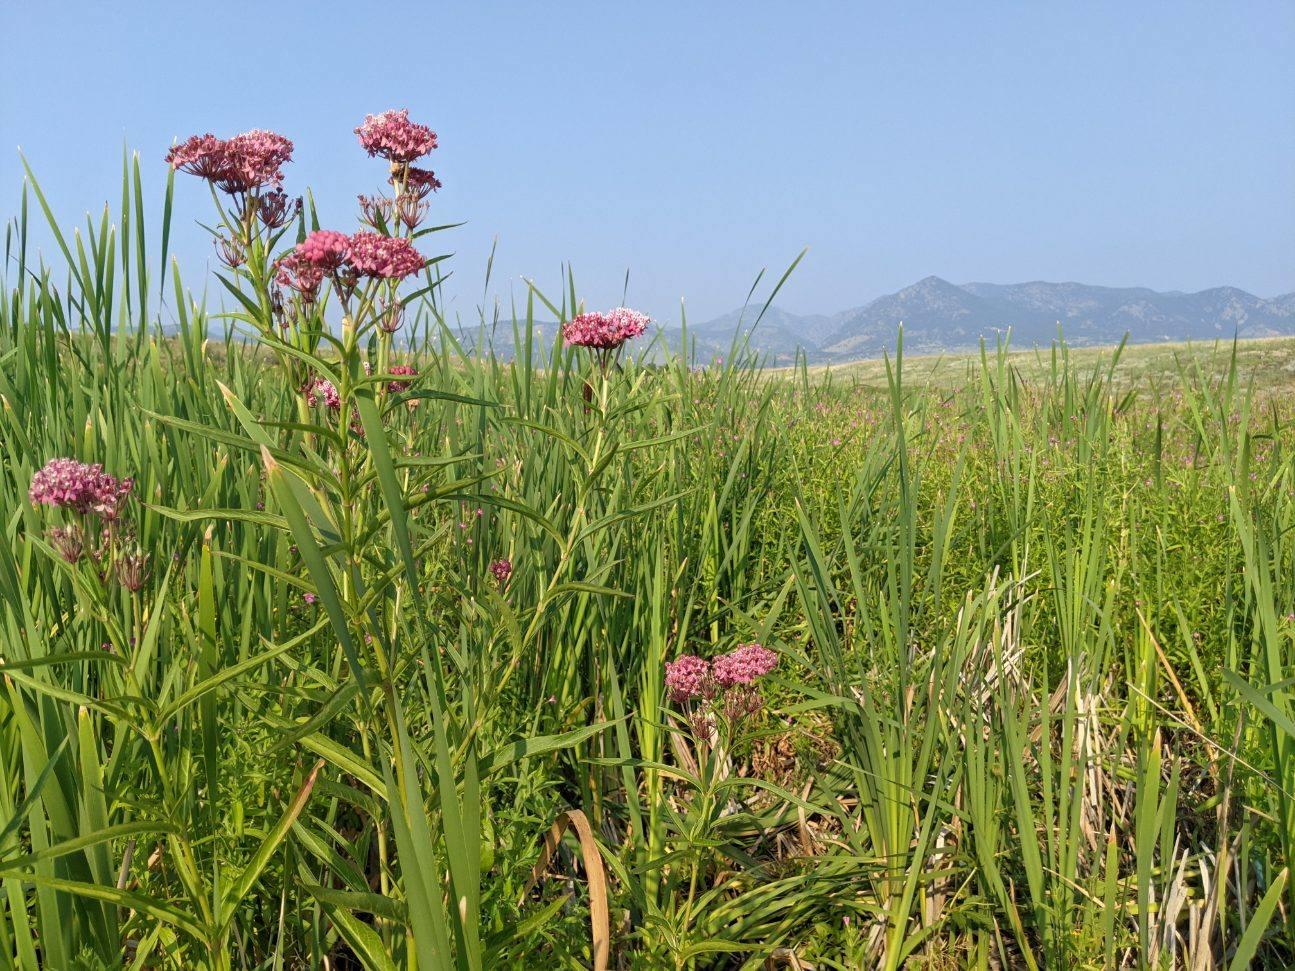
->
[[0, 154, 1292, 969]]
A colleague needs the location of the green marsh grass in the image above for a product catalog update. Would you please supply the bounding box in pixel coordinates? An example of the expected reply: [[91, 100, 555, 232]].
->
[[0, 153, 1292, 968]]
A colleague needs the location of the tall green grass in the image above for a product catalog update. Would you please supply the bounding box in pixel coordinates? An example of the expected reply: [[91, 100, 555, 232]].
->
[[0, 154, 1291, 968]]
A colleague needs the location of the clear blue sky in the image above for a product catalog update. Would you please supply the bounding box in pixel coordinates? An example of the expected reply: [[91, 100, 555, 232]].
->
[[2, 1, 1291, 323]]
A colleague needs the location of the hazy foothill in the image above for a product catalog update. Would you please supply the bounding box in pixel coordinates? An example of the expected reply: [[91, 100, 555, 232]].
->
[[685, 277, 1295, 364]]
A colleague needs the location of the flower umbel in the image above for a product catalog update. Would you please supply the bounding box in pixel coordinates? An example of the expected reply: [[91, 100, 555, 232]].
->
[[712, 643, 778, 687], [47, 524, 86, 564], [347, 232, 425, 280], [355, 109, 438, 164], [114, 550, 151, 593], [29, 458, 133, 521], [274, 252, 326, 301], [165, 134, 227, 181], [296, 230, 351, 272], [302, 375, 342, 411], [257, 189, 300, 229], [218, 129, 294, 192], [562, 308, 650, 351], [665, 644, 778, 723], [401, 166, 442, 198], [665, 655, 715, 703], [166, 129, 293, 194], [386, 364, 418, 393]]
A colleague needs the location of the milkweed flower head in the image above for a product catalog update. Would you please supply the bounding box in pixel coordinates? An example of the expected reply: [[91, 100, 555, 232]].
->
[[665, 655, 715, 703], [274, 252, 326, 300], [165, 129, 293, 193], [387, 364, 418, 393], [302, 375, 341, 411], [489, 558, 512, 584], [256, 188, 299, 229], [665, 643, 778, 732], [296, 230, 351, 272], [222, 130, 293, 190], [347, 233, 425, 280], [355, 109, 438, 164], [29, 458, 133, 521], [401, 166, 442, 199], [215, 235, 247, 269], [357, 194, 395, 229], [562, 308, 650, 351], [712, 643, 778, 687], [114, 550, 150, 593], [47, 524, 86, 563], [165, 134, 228, 181], [395, 194, 429, 231]]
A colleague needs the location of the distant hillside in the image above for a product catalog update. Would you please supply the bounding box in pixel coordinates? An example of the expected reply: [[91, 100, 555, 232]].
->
[[680, 278, 1295, 364]]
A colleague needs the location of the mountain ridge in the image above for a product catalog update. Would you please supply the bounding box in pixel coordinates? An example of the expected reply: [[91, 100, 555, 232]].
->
[[682, 277, 1295, 363]]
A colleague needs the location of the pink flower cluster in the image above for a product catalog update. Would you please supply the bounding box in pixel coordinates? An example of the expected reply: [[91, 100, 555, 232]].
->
[[295, 230, 351, 272], [29, 458, 133, 521], [387, 364, 418, 393], [303, 375, 341, 410], [711, 643, 778, 686], [275, 252, 326, 299], [166, 129, 294, 193], [355, 109, 438, 164], [276, 231, 426, 300], [665, 655, 714, 703], [664, 644, 778, 704], [346, 233, 426, 280], [257, 188, 299, 229], [489, 559, 513, 583], [562, 307, 650, 350], [402, 166, 442, 197]]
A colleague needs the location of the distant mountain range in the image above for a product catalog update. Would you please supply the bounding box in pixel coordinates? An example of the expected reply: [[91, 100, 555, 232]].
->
[[677, 277, 1295, 364]]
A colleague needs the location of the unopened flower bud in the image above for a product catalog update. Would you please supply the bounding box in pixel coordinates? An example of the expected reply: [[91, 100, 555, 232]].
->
[[47, 524, 86, 564], [114, 550, 150, 593]]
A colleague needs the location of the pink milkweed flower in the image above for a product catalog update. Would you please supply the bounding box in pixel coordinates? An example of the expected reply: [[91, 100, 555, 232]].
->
[[665, 654, 715, 703], [166, 129, 293, 194], [721, 685, 765, 720], [561, 307, 650, 351], [296, 230, 351, 272], [355, 109, 438, 164], [257, 188, 300, 229], [347, 232, 425, 280], [489, 559, 512, 584], [29, 458, 133, 521], [219, 129, 293, 192], [303, 592, 318, 605], [400, 166, 442, 198], [165, 133, 228, 181], [712, 643, 778, 687], [302, 375, 341, 411], [274, 252, 326, 301], [387, 364, 418, 393]]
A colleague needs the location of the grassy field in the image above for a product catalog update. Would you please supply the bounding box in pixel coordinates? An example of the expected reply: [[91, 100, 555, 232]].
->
[[796, 334, 1295, 393], [1, 147, 1294, 970]]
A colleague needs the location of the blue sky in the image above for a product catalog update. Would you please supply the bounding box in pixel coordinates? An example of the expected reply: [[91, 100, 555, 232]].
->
[[2, 1, 1291, 323]]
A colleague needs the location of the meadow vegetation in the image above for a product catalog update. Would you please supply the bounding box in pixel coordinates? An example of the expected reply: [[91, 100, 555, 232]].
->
[[0, 115, 1292, 968]]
